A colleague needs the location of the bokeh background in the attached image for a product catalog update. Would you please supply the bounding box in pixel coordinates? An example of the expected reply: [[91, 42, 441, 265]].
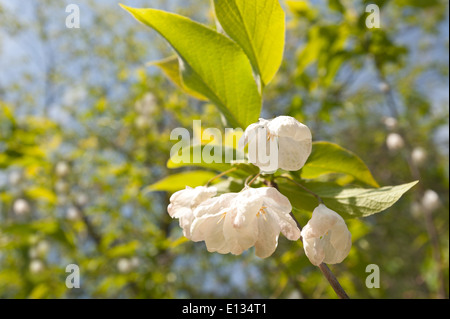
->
[[0, 0, 448, 298]]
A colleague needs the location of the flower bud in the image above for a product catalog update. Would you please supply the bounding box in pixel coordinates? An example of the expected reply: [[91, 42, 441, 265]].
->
[[383, 117, 398, 131], [8, 171, 22, 186], [75, 193, 88, 206], [13, 199, 30, 216], [55, 161, 70, 177], [55, 180, 70, 194], [421, 190, 440, 212], [411, 147, 427, 166], [117, 258, 132, 273], [386, 133, 404, 151], [29, 259, 45, 274], [66, 206, 81, 221]]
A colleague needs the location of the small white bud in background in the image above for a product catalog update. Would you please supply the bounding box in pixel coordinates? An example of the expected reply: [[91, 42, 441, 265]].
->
[[29, 259, 45, 274], [135, 115, 150, 129], [166, 272, 177, 283], [378, 82, 390, 93], [117, 258, 131, 273], [55, 180, 70, 194], [383, 117, 398, 131], [13, 199, 30, 216], [36, 240, 50, 257], [130, 257, 140, 269], [421, 190, 440, 212], [8, 171, 22, 186], [135, 93, 157, 115], [386, 133, 404, 151], [55, 161, 70, 177], [411, 147, 427, 166], [75, 193, 88, 207], [66, 206, 81, 221], [28, 247, 38, 259]]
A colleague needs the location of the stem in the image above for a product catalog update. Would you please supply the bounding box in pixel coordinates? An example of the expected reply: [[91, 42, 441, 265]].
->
[[318, 264, 350, 299], [206, 167, 238, 187], [246, 172, 261, 187]]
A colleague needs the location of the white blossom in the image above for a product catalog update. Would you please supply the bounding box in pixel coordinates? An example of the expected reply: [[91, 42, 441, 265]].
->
[[383, 117, 397, 131], [167, 186, 217, 239], [117, 258, 132, 273], [55, 161, 70, 177], [239, 116, 312, 173], [8, 171, 22, 186], [66, 206, 81, 221], [29, 259, 45, 274], [75, 193, 89, 206], [421, 189, 440, 212], [301, 204, 352, 266], [13, 199, 30, 216], [190, 187, 301, 258], [386, 133, 404, 151], [411, 147, 427, 166]]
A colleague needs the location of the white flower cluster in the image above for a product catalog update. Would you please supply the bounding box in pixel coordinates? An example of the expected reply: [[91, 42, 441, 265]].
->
[[167, 116, 352, 265]]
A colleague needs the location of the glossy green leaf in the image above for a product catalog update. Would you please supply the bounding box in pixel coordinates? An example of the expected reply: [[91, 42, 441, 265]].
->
[[277, 179, 418, 219], [143, 170, 218, 193], [300, 142, 379, 188], [149, 56, 207, 101], [213, 0, 285, 86], [121, 5, 261, 128]]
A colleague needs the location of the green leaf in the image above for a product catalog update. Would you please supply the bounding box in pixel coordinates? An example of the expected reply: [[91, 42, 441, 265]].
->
[[25, 186, 58, 204], [277, 179, 418, 219], [300, 142, 379, 188], [143, 170, 218, 193], [121, 5, 261, 128], [148, 56, 207, 101], [213, 0, 285, 87]]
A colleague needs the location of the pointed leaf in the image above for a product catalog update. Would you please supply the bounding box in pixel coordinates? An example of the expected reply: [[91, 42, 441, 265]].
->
[[301, 142, 379, 188], [213, 0, 285, 86], [121, 5, 261, 128]]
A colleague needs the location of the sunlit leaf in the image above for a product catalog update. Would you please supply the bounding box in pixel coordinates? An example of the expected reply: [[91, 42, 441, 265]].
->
[[300, 142, 379, 188], [213, 0, 285, 86], [121, 5, 261, 128]]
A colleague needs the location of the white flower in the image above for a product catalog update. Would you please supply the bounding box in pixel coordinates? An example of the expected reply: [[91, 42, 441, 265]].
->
[[75, 193, 89, 206], [190, 187, 301, 258], [55, 161, 70, 177], [383, 117, 397, 131], [301, 204, 352, 266], [8, 171, 22, 186], [411, 147, 427, 166], [29, 259, 45, 274], [386, 133, 404, 151], [135, 93, 157, 115], [117, 258, 132, 273], [66, 206, 81, 221], [421, 189, 440, 212], [13, 199, 30, 216], [167, 186, 217, 239], [239, 116, 312, 173]]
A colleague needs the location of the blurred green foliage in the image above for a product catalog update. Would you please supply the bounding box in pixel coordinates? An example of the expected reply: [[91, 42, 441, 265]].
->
[[0, 0, 448, 299]]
